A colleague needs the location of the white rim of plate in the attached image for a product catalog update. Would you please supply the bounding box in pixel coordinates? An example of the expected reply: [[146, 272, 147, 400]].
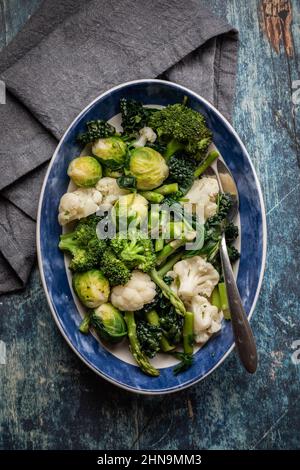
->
[[36, 79, 267, 395]]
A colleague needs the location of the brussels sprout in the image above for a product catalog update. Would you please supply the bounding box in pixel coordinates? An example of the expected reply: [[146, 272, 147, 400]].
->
[[113, 193, 148, 227], [90, 303, 127, 343], [92, 136, 127, 169], [129, 147, 169, 190], [67, 156, 102, 187], [72, 270, 110, 308]]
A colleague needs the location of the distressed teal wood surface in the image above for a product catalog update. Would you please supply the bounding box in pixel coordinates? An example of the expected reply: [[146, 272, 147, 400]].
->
[[0, 0, 299, 450]]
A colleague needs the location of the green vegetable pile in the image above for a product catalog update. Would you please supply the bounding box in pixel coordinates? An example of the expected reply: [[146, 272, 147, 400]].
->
[[58, 97, 239, 378]]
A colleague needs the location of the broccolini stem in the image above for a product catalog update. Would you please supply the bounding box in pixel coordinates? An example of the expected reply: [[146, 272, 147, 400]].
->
[[154, 183, 179, 195], [155, 238, 165, 252], [164, 138, 185, 161], [183, 311, 194, 355], [79, 312, 91, 334], [140, 191, 164, 204], [157, 251, 183, 277], [145, 310, 175, 353], [160, 336, 176, 353], [194, 150, 219, 178], [218, 282, 231, 320], [154, 209, 169, 252], [124, 311, 160, 377], [156, 239, 185, 266], [150, 269, 186, 317]]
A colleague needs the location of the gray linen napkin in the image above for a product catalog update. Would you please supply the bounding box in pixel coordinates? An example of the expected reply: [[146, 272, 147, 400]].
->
[[0, 0, 238, 294]]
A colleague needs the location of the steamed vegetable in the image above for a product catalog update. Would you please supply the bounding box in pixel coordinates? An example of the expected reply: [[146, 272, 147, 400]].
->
[[77, 119, 115, 145], [67, 156, 102, 188], [133, 127, 157, 147], [59, 96, 236, 378], [194, 150, 219, 178], [101, 248, 131, 286], [154, 183, 179, 195], [144, 310, 175, 353], [58, 214, 107, 272], [173, 352, 194, 375], [117, 175, 137, 191], [129, 147, 169, 190], [111, 270, 156, 312], [96, 176, 129, 208], [168, 153, 197, 194], [124, 311, 159, 377], [120, 98, 154, 135], [184, 177, 219, 220], [150, 268, 187, 317], [91, 303, 127, 343], [113, 193, 149, 228], [110, 231, 156, 273], [188, 295, 223, 344], [92, 136, 127, 168], [149, 102, 212, 160], [58, 187, 102, 225], [169, 256, 219, 301], [183, 192, 238, 262], [72, 269, 110, 308], [137, 319, 162, 358]]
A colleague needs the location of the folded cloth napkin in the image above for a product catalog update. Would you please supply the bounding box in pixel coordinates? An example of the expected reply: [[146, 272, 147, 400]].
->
[[0, 0, 238, 294]]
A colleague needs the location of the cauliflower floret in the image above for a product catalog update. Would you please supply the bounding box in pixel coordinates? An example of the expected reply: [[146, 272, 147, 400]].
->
[[111, 270, 156, 311], [188, 295, 223, 344], [184, 176, 219, 221], [58, 187, 102, 225], [170, 256, 219, 300], [133, 127, 157, 148], [96, 177, 129, 208]]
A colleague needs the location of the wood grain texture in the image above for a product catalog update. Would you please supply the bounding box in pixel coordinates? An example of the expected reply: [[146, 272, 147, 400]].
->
[[0, 0, 300, 450]]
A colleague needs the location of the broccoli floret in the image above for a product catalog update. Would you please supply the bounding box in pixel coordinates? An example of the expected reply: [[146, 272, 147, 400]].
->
[[110, 232, 156, 273], [149, 103, 212, 160], [77, 120, 115, 145], [120, 98, 154, 135], [58, 215, 107, 272], [101, 248, 131, 286], [168, 153, 197, 194], [136, 320, 162, 358]]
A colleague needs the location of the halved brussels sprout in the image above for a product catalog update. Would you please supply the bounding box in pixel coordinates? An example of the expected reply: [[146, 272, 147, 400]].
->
[[90, 303, 127, 343], [72, 270, 109, 308], [92, 136, 127, 169], [67, 156, 102, 187], [129, 147, 169, 190]]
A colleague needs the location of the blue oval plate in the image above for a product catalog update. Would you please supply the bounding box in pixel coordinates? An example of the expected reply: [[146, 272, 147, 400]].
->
[[37, 79, 267, 394]]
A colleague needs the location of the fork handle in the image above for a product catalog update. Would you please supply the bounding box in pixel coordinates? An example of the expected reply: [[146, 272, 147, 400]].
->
[[220, 235, 258, 373]]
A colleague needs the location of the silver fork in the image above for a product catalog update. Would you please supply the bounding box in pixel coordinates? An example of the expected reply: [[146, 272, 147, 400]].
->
[[206, 158, 258, 373]]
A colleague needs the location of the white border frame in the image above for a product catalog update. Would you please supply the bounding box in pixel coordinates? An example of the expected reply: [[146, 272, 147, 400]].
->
[[37, 79, 267, 395]]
